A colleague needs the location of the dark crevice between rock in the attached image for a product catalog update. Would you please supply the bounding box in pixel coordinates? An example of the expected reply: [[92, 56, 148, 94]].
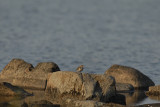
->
[[44, 79, 47, 91], [94, 82, 103, 101]]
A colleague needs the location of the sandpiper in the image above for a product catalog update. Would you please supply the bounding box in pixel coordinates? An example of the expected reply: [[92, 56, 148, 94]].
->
[[76, 65, 84, 72]]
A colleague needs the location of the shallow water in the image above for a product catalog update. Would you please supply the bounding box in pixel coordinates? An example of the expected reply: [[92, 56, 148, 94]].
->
[[0, 0, 160, 105]]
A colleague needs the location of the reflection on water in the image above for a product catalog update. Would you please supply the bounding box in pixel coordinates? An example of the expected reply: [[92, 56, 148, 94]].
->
[[0, 89, 156, 106], [0, 96, 23, 107], [0, 90, 60, 107], [119, 91, 147, 106], [149, 96, 160, 101], [120, 90, 160, 106]]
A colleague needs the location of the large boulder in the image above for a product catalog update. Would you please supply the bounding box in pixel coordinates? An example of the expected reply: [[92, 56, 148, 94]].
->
[[46, 71, 97, 100], [46, 71, 116, 102], [105, 64, 154, 89], [0, 58, 60, 90], [0, 82, 30, 96], [0, 59, 34, 80]]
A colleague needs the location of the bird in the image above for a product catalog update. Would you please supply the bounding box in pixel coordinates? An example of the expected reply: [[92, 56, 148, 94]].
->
[[76, 65, 84, 72]]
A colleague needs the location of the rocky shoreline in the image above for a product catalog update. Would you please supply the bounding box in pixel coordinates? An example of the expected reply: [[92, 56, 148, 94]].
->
[[0, 58, 160, 107]]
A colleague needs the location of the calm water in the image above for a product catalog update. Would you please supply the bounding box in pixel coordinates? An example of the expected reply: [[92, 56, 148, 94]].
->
[[0, 0, 160, 105]]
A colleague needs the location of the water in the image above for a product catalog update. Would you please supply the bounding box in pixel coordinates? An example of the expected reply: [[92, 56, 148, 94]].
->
[[0, 0, 160, 105]]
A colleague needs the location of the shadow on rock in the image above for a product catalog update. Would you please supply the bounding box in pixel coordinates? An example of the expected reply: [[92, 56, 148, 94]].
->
[[0, 82, 31, 97]]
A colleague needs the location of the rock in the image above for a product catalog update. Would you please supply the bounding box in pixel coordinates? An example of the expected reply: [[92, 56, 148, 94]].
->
[[0, 58, 34, 80], [0, 82, 30, 96], [61, 99, 125, 107], [116, 83, 134, 92], [62, 99, 104, 107], [136, 103, 160, 107], [148, 85, 160, 92], [46, 71, 98, 101], [81, 73, 98, 99], [146, 85, 160, 96], [105, 64, 155, 89], [90, 74, 116, 101], [33, 62, 60, 73], [27, 100, 60, 107], [0, 58, 60, 90], [46, 71, 117, 102], [1, 99, 60, 107], [145, 85, 160, 101]]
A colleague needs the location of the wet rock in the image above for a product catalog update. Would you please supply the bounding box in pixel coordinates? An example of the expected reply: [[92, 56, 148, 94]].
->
[[0, 82, 30, 96], [116, 83, 134, 92], [61, 99, 125, 107], [105, 64, 154, 89], [2, 100, 60, 107], [62, 99, 104, 107], [135, 103, 160, 107], [146, 85, 160, 96], [27, 100, 60, 107], [145, 85, 160, 101], [0, 58, 60, 90]]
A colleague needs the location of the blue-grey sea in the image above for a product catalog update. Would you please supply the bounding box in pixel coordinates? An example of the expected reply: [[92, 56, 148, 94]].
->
[[0, 0, 160, 105]]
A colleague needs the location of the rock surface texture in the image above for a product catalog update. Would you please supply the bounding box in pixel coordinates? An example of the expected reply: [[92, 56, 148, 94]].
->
[[0, 58, 60, 90], [90, 74, 116, 101], [46, 71, 116, 102], [105, 64, 155, 89]]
